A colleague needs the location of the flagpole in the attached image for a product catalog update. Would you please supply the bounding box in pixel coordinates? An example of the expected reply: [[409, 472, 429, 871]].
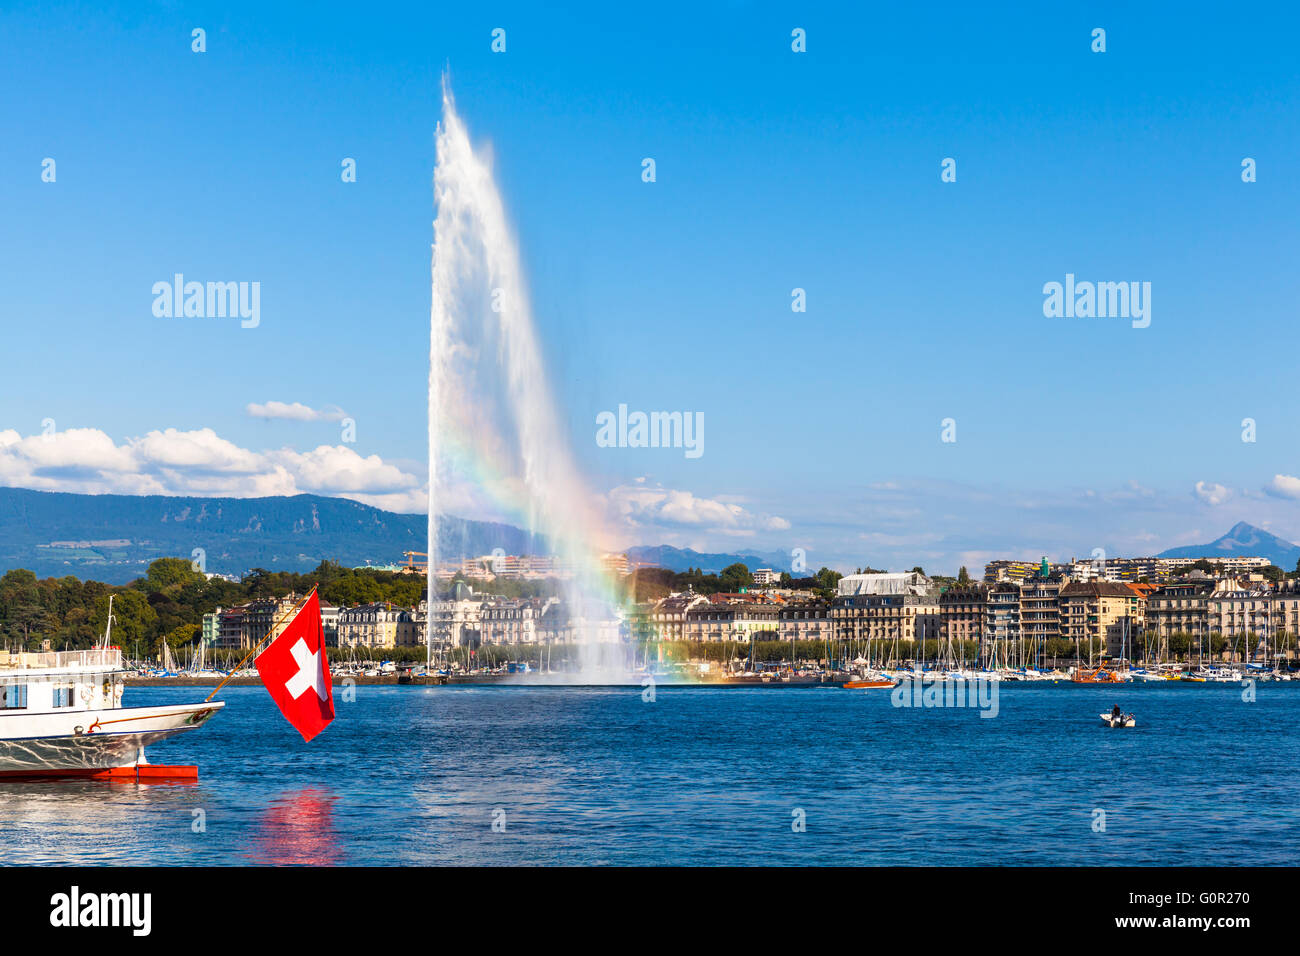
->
[[203, 585, 319, 703]]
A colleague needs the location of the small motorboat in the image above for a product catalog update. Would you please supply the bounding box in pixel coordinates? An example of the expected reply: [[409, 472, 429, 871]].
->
[[1100, 712, 1136, 728], [844, 678, 897, 689]]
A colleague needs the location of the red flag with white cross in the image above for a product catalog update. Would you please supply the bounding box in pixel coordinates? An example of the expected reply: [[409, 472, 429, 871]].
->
[[255, 590, 334, 742]]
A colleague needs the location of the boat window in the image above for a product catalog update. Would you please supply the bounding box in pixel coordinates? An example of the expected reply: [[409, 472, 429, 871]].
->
[[52, 686, 76, 708], [0, 684, 27, 709]]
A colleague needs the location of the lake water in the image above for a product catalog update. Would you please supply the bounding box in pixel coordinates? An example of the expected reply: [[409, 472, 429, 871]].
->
[[1, 681, 1296, 865]]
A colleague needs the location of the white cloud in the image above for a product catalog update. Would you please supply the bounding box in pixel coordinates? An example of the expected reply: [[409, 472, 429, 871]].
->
[[1194, 481, 1233, 506], [245, 401, 346, 422], [1266, 475, 1300, 500], [132, 427, 265, 473], [0, 426, 423, 511], [274, 445, 414, 495], [605, 482, 789, 537]]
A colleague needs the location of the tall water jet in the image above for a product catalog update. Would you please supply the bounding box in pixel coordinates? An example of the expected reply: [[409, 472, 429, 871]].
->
[[427, 78, 625, 680]]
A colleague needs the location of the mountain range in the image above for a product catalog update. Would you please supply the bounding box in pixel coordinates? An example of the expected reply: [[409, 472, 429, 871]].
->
[[0, 487, 543, 584], [624, 544, 791, 575], [1155, 521, 1300, 571]]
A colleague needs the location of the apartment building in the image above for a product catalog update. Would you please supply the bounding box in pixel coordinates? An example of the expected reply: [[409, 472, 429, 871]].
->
[[1059, 581, 1143, 657], [478, 599, 545, 644], [320, 601, 340, 647], [1271, 580, 1300, 641], [1208, 589, 1273, 653], [1143, 581, 1217, 646], [536, 599, 622, 645], [684, 603, 782, 643], [201, 610, 221, 648], [336, 603, 404, 649], [984, 583, 1021, 649], [427, 596, 485, 649], [983, 561, 1042, 584], [778, 602, 834, 644], [1018, 576, 1065, 648], [939, 585, 987, 646], [243, 596, 301, 650], [647, 593, 710, 642], [831, 592, 941, 645]]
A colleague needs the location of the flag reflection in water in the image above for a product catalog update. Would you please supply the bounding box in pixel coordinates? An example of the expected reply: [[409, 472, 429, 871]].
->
[[243, 787, 342, 866]]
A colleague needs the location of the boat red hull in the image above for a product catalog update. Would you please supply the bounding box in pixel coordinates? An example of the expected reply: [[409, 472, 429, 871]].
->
[[0, 764, 198, 783]]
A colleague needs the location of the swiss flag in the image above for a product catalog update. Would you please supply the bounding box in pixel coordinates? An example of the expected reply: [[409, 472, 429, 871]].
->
[[255, 590, 334, 742]]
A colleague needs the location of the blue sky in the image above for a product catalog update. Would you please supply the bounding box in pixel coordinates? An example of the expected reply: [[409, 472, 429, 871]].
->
[[2, 1, 1299, 574]]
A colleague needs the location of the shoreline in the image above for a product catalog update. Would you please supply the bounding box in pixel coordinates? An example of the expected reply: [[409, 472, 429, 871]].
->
[[125, 674, 849, 688]]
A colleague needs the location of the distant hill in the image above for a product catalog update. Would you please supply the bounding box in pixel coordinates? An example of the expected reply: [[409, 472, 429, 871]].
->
[[1157, 521, 1300, 570], [625, 544, 790, 574], [0, 487, 544, 584]]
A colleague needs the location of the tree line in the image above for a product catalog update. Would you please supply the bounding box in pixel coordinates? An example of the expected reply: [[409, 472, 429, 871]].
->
[[0, 558, 454, 659], [620, 564, 843, 602]]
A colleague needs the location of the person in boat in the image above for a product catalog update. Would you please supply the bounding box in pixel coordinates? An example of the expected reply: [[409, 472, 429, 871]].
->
[[1111, 704, 1122, 722]]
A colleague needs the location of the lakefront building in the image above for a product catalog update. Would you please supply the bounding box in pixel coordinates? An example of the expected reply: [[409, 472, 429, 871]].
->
[[202, 610, 221, 648], [778, 602, 834, 645], [1208, 588, 1276, 656], [336, 603, 403, 649], [1270, 580, 1300, 643], [1059, 581, 1144, 657], [985, 583, 1021, 649], [1143, 580, 1217, 651], [243, 595, 302, 650], [939, 585, 987, 647], [647, 593, 710, 642], [428, 595, 485, 649], [684, 603, 781, 643], [536, 599, 623, 645], [216, 606, 245, 650], [1018, 575, 1065, 648], [478, 599, 545, 645], [831, 572, 941, 645]]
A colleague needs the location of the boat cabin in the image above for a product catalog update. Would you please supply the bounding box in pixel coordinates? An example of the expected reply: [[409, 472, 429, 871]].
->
[[0, 648, 124, 714]]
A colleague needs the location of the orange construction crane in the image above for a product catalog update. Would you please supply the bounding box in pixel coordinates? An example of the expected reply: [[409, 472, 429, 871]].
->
[[403, 551, 428, 570]]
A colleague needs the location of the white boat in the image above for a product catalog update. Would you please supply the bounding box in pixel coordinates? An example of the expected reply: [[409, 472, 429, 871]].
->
[[0, 646, 221, 778], [1198, 667, 1243, 683], [1129, 669, 1165, 682], [0, 598, 221, 779], [1099, 712, 1136, 728]]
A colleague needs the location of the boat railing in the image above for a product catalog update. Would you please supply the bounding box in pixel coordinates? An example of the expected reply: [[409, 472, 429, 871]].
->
[[0, 648, 124, 670]]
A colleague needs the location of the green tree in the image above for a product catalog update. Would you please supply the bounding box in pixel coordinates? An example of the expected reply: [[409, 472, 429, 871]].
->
[[1260, 565, 1284, 584], [139, 557, 205, 593], [163, 622, 201, 650], [94, 590, 157, 659], [815, 567, 842, 592], [719, 563, 754, 592]]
